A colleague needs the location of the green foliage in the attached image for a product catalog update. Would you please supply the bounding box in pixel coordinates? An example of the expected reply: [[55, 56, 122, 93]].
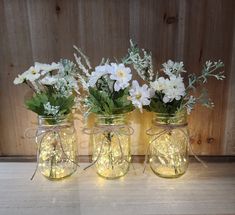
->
[[25, 93, 48, 116], [87, 87, 134, 115], [25, 92, 75, 117]]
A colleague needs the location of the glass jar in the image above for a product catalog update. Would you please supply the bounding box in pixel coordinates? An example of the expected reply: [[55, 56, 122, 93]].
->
[[37, 115, 78, 180], [148, 111, 189, 178], [92, 114, 131, 179]]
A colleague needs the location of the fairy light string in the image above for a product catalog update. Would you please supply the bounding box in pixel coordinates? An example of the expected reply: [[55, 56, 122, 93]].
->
[[144, 122, 207, 173], [82, 124, 134, 171], [25, 123, 80, 180]]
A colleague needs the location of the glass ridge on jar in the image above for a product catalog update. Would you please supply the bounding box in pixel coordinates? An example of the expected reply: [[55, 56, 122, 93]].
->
[[92, 114, 131, 179], [37, 115, 78, 180], [149, 111, 189, 178]]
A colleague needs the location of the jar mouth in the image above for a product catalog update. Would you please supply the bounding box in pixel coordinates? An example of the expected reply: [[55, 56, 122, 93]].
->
[[154, 109, 187, 117], [95, 113, 126, 125], [38, 114, 72, 125], [154, 110, 187, 125], [96, 113, 126, 119]]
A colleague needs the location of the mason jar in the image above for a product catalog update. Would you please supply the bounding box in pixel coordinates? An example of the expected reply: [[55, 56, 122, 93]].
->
[[36, 115, 78, 180], [92, 114, 131, 179], [148, 111, 189, 178]]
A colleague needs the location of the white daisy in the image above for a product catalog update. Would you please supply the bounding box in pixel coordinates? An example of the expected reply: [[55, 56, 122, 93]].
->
[[162, 75, 186, 103], [150, 77, 167, 92], [23, 66, 41, 82], [35, 62, 61, 75], [129, 80, 151, 112], [109, 63, 132, 91], [88, 64, 111, 87], [13, 74, 25, 85], [40, 75, 57, 85]]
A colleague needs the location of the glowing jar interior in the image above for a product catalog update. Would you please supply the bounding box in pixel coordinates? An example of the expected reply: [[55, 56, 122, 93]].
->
[[37, 116, 78, 180], [149, 111, 189, 178], [92, 114, 131, 179]]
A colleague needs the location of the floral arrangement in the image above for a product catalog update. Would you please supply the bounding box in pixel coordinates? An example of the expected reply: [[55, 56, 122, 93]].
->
[[123, 41, 225, 115], [73, 46, 152, 118], [14, 60, 79, 119], [13, 41, 226, 180], [14, 40, 225, 120]]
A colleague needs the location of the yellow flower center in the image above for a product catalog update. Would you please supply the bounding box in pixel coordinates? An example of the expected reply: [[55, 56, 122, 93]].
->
[[135, 93, 142, 100], [117, 70, 125, 78], [31, 69, 37, 75]]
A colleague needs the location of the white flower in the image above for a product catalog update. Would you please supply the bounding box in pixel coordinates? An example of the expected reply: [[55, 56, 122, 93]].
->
[[40, 75, 57, 85], [150, 77, 167, 92], [88, 64, 111, 87], [162, 75, 186, 103], [162, 60, 186, 77], [13, 74, 25, 85], [43, 102, 60, 116], [14, 62, 61, 85], [35, 62, 61, 75], [109, 63, 132, 91], [23, 66, 41, 82], [129, 80, 151, 112]]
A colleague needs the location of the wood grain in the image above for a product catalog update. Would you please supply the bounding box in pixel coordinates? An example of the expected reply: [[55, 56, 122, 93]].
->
[[224, 14, 235, 155], [0, 0, 234, 156], [0, 162, 234, 215]]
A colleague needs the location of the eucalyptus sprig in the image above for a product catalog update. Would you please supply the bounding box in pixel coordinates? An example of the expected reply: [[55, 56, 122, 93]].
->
[[122, 40, 154, 82], [187, 60, 225, 91], [181, 60, 225, 113]]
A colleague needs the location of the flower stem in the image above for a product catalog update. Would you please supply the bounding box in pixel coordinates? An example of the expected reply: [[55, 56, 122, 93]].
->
[[49, 145, 56, 178], [106, 132, 114, 170]]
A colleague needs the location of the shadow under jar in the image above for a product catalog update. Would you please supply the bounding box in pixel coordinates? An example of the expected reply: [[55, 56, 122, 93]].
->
[[92, 114, 131, 179], [148, 111, 189, 178], [37, 115, 78, 180]]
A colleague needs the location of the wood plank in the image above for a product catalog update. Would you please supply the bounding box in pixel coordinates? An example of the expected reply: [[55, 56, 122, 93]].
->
[[184, 0, 235, 155], [0, 0, 234, 156], [0, 0, 36, 155], [0, 162, 234, 215], [224, 9, 235, 155]]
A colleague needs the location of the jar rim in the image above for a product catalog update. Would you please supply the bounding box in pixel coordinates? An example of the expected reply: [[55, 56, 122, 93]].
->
[[95, 113, 127, 126], [96, 113, 126, 118], [38, 114, 71, 120], [38, 114, 73, 126], [154, 109, 187, 117], [153, 110, 187, 125]]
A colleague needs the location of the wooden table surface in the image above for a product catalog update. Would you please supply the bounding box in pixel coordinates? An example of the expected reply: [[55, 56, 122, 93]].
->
[[0, 162, 234, 215]]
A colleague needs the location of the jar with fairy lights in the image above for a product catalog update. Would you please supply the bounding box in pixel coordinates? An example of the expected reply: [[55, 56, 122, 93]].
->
[[36, 115, 78, 180], [91, 114, 131, 179], [147, 111, 189, 178]]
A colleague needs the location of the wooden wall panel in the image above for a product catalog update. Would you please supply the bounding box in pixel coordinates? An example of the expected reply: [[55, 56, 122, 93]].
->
[[0, 0, 234, 156], [224, 18, 235, 155]]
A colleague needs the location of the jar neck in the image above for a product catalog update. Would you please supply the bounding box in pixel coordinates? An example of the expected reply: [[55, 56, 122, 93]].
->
[[38, 115, 73, 126], [153, 111, 187, 125], [95, 114, 126, 126]]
